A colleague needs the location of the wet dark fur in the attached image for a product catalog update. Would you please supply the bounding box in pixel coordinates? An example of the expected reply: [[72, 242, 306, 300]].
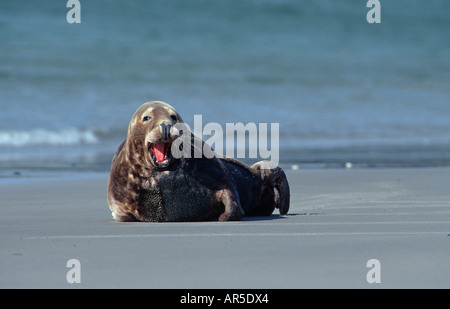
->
[[107, 101, 290, 222]]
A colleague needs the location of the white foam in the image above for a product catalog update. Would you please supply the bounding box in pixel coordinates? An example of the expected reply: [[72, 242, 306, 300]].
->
[[0, 128, 99, 147]]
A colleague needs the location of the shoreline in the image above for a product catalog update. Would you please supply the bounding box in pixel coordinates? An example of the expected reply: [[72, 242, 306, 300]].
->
[[1, 164, 450, 184], [2, 139, 450, 179], [1, 168, 449, 288]]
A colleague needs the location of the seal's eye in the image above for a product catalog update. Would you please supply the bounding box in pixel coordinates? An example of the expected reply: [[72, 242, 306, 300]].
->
[[170, 114, 178, 122], [142, 116, 151, 122]]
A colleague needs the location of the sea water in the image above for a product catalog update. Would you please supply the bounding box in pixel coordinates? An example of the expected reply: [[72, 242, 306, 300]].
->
[[0, 0, 449, 176]]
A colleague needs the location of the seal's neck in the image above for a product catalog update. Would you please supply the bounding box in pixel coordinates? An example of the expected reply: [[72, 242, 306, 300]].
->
[[124, 137, 153, 177]]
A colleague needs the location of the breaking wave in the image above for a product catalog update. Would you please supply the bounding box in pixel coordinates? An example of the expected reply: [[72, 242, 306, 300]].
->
[[0, 128, 99, 147]]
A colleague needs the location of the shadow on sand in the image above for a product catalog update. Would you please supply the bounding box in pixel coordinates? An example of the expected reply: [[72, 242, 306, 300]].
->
[[242, 213, 299, 222]]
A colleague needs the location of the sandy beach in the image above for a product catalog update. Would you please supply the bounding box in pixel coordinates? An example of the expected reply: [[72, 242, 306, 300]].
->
[[0, 168, 449, 288]]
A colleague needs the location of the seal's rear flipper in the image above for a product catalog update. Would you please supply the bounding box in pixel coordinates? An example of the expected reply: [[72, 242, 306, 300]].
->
[[272, 170, 290, 215], [248, 161, 290, 216]]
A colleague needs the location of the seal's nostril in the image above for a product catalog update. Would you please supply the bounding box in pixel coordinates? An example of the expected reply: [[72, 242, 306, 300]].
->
[[160, 123, 172, 141]]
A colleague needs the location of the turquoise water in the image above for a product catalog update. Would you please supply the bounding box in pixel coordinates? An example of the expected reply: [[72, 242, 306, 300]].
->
[[1, 0, 449, 175]]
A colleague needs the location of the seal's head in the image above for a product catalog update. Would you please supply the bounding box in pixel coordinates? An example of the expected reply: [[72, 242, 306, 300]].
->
[[127, 101, 183, 169]]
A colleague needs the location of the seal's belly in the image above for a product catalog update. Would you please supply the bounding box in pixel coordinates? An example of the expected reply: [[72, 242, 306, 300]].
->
[[158, 174, 219, 221], [150, 159, 230, 221]]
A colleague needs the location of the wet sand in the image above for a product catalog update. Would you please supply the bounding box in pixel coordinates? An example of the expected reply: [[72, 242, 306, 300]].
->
[[0, 168, 449, 288]]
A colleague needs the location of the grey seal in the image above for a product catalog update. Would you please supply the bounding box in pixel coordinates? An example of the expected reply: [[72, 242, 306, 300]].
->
[[107, 101, 290, 222]]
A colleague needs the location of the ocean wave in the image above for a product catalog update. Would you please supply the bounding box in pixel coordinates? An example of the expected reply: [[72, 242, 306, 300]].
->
[[0, 128, 99, 147]]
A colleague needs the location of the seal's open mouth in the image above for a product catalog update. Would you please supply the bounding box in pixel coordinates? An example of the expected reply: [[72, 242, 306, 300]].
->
[[149, 142, 172, 168]]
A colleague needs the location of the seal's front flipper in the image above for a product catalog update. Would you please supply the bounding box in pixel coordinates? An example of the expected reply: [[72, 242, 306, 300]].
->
[[215, 188, 245, 221]]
